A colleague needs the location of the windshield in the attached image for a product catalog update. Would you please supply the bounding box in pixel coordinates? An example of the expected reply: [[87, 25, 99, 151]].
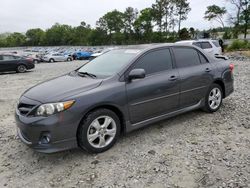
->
[[78, 49, 140, 77]]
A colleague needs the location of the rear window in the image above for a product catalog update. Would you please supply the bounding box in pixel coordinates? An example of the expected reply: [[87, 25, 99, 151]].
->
[[201, 42, 212, 49], [173, 47, 201, 68], [193, 42, 202, 48], [212, 41, 221, 47]]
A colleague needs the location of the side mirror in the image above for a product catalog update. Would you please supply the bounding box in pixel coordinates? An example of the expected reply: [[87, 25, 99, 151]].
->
[[128, 69, 146, 81]]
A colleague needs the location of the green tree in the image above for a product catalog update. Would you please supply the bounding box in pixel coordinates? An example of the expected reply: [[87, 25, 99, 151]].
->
[[97, 10, 124, 34], [6, 32, 26, 47], [152, 0, 165, 33], [26, 28, 45, 46], [179, 28, 190, 40], [204, 5, 227, 28], [189, 27, 195, 38], [123, 7, 138, 35], [240, 0, 250, 39], [175, 0, 191, 33], [45, 23, 74, 45], [134, 8, 154, 43]]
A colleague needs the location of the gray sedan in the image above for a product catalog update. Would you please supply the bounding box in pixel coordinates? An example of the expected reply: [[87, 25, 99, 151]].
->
[[15, 44, 234, 153]]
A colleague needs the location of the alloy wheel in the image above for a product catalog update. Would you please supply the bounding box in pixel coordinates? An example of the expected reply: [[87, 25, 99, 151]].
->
[[208, 88, 222, 110], [17, 65, 27, 73], [87, 116, 117, 149]]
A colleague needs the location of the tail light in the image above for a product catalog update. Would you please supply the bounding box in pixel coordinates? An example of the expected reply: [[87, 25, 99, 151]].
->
[[26, 58, 33, 63], [229, 64, 234, 72]]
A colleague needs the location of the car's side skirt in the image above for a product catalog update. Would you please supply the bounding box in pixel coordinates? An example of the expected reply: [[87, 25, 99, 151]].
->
[[125, 99, 204, 133]]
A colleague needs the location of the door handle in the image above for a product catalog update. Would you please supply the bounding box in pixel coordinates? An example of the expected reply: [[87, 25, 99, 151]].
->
[[205, 68, 211, 72], [169, 75, 178, 81]]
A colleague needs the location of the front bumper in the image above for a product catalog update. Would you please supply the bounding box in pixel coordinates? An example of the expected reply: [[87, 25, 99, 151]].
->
[[15, 96, 78, 153]]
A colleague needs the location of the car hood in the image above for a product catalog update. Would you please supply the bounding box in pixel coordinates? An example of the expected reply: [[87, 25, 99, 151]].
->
[[23, 74, 102, 103]]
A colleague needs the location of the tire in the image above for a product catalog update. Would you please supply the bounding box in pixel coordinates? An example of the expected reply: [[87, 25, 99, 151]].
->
[[77, 109, 121, 153], [16, 64, 27, 73], [49, 58, 55, 63], [67, 57, 72, 61], [33, 60, 39, 64], [203, 83, 223, 113]]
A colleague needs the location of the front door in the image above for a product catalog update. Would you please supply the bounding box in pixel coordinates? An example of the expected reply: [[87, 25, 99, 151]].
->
[[126, 48, 180, 124], [1, 55, 17, 72]]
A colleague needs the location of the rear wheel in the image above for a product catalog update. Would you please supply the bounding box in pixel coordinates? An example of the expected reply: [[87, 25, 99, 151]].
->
[[67, 57, 72, 61], [49, 58, 55, 63], [16, 65, 27, 73], [33, 59, 39, 64], [77, 109, 121, 153], [203, 84, 223, 113]]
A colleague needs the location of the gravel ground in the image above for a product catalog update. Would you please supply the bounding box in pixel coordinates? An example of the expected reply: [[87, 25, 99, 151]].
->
[[0, 60, 249, 188]]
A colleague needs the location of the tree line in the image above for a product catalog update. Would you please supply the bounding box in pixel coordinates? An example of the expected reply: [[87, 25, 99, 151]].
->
[[0, 0, 249, 47]]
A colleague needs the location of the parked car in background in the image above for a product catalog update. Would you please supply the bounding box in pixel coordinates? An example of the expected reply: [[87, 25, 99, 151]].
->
[[176, 39, 223, 56], [89, 48, 113, 61], [0, 54, 35, 73], [15, 44, 234, 153], [24, 54, 42, 63], [42, 53, 73, 63], [73, 51, 93, 60]]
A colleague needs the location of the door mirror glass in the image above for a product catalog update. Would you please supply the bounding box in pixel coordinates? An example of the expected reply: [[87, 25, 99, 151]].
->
[[128, 69, 145, 81]]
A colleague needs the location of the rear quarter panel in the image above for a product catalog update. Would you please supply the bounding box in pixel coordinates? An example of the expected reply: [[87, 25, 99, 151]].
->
[[212, 59, 234, 97]]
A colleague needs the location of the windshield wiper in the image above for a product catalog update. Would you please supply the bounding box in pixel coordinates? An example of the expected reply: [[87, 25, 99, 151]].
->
[[77, 71, 97, 78]]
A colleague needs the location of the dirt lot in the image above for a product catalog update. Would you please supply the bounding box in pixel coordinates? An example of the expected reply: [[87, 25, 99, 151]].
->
[[0, 60, 249, 188]]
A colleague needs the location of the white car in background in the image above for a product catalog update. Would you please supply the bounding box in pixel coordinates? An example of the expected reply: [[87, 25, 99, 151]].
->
[[89, 48, 114, 60], [176, 39, 222, 56], [43, 53, 73, 63]]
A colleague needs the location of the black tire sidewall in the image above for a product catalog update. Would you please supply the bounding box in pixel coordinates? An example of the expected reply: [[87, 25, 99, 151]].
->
[[77, 109, 121, 153], [204, 84, 223, 113], [17, 65, 27, 73]]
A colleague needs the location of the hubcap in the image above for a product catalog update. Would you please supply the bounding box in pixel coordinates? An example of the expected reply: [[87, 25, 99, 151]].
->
[[208, 88, 222, 110], [87, 116, 117, 148], [18, 65, 26, 72]]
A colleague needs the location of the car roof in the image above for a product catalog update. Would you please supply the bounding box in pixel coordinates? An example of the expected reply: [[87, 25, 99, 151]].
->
[[115, 43, 201, 52], [176, 39, 217, 44]]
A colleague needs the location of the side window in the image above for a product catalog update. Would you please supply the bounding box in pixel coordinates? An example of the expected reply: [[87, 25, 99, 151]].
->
[[0, 55, 3, 61], [198, 52, 209, 64], [133, 48, 173, 75], [3, 55, 15, 60], [201, 42, 212, 49], [173, 47, 201, 68]]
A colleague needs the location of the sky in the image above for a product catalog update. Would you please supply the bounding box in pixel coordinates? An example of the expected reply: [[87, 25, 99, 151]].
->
[[0, 0, 229, 33]]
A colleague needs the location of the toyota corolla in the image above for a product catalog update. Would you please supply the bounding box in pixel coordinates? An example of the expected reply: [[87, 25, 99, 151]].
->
[[15, 44, 234, 153]]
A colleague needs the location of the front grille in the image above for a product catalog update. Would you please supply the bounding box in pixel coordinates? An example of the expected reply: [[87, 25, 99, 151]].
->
[[18, 103, 36, 116]]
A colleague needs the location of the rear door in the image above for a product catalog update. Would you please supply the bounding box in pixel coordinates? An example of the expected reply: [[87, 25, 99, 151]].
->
[[126, 48, 180, 124], [172, 47, 214, 107]]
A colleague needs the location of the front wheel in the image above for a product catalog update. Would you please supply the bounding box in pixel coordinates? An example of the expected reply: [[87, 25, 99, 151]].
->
[[203, 84, 223, 113], [77, 109, 121, 153]]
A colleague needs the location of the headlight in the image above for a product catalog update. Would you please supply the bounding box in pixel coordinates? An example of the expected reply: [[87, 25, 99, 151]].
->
[[36, 100, 75, 116]]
